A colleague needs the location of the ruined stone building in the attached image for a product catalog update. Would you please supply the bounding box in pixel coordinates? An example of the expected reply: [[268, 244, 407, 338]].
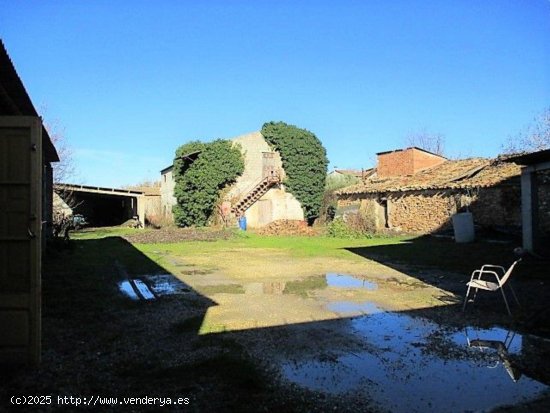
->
[[160, 131, 304, 227], [336, 147, 521, 234]]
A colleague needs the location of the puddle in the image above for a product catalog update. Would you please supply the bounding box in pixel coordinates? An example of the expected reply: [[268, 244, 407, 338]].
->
[[146, 274, 192, 296], [281, 307, 549, 412], [326, 273, 378, 290], [118, 281, 139, 300], [118, 274, 192, 300]]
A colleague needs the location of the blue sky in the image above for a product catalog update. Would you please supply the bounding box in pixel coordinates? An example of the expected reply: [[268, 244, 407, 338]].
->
[[1, 1, 549, 187]]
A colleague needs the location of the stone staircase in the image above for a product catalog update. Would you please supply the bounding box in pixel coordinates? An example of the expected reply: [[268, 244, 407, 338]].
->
[[231, 172, 281, 217]]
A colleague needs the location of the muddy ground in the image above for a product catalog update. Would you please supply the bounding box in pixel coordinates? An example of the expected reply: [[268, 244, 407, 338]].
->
[[1, 228, 549, 412]]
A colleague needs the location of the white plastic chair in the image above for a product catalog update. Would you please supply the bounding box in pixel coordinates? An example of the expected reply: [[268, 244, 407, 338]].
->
[[462, 259, 521, 315]]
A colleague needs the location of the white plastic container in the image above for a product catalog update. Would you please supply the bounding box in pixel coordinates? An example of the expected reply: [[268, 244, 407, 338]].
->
[[452, 212, 475, 243]]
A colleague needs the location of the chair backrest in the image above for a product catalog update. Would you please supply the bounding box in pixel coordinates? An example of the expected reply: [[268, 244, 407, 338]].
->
[[499, 258, 521, 287]]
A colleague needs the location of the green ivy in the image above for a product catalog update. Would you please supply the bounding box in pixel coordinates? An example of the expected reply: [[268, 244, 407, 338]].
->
[[173, 139, 244, 227], [261, 121, 328, 222]]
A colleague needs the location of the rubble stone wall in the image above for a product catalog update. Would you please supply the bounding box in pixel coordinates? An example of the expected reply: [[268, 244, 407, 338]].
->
[[337, 186, 521, 234]]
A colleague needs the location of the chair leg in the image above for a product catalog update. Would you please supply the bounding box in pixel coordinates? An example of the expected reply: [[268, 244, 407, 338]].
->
[[500, 288, 512, 316], [472, 287, 479, 303], [463, 285, 472, 312]]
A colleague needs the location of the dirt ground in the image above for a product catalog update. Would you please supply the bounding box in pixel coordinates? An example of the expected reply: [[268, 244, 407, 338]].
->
[[1, 228, 549, 412]]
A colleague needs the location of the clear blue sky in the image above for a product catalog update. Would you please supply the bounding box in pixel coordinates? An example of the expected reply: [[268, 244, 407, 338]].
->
[[1, 1, 549, 187]]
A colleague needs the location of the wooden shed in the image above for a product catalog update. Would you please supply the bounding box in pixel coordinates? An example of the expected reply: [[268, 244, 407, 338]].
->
[[0, 40, 59, 364]]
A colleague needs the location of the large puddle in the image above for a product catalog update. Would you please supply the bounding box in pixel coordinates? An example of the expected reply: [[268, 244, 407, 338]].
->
[[119, 268, 549, 410], [196, 273, 379, 296], [280, 304, 550, 412]]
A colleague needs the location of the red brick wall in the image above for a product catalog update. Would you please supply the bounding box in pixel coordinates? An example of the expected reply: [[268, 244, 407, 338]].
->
[[412, 149, 446, 173], [378, 150, 415, 177], [377, 148, 446, 178]]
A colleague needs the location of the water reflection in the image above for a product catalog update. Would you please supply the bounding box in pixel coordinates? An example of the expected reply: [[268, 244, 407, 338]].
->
[[197, 273, 379, 297], [326, 273, 378, 290], [465, 328, 521, 382], [118, 274, 192, 300], [146, 274, 191, 296], [118, 280, 139, 300], [281, 310, 549, 413]]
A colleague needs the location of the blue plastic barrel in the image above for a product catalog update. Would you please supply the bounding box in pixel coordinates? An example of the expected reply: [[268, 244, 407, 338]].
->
[[238, 216, 247, 231]]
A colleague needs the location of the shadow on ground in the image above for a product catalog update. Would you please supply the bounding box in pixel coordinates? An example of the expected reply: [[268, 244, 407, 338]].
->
[[1, 235, 549, 412]]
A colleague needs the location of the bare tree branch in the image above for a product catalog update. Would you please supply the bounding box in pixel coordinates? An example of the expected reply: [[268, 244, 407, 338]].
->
[[502, 108, 550, 154], [404, 129, 446, 156]]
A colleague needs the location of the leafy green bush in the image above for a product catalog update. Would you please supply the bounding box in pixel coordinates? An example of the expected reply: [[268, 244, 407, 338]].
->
[[326, 217, 373, 239], [173, 139, 244, 227], [261, 121, 328, 223]]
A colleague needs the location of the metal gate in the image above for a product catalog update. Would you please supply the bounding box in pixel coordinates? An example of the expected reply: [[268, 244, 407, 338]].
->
[[0, 116, 42, 364]]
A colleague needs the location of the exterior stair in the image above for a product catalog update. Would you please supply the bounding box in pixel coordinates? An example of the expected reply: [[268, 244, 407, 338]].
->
[[231, 172, 281, 217]]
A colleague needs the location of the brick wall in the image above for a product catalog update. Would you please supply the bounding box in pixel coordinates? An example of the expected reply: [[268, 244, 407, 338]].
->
[[377, 148, 446, 178], [377, 149, 415, 177]]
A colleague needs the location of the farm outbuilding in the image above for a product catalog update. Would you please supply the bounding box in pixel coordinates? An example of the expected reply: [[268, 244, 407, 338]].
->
[[54, 184, 147, 227], [161, 131, 304, 228], [337, 147, 521, 235], [0, 40, 59, 364], [504, 149, 550, 254]]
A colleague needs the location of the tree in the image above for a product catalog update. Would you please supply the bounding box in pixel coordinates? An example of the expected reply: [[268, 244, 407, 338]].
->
[[261, 121, 329, 223], [502, 108, 550, 154], [404, 129, 446, 156], [42, 113, 80, 239]]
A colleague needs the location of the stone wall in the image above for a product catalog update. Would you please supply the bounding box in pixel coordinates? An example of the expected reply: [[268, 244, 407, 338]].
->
[[538, 170, 550, 234], [386, 190, 456, 233], [469, 186, 521, 228], [337, 185, 521, 234]]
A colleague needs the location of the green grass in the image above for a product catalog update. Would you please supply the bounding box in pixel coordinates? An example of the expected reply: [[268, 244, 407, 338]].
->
[[68, 227, 546, 279], [134, 233, 409, 262], [283, 275, 328, 297], [200, 284, 245, 294]]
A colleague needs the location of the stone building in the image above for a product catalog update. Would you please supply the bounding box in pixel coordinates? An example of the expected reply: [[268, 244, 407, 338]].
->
[[161, 131, 304, 227], [336, 147, 521, 234]]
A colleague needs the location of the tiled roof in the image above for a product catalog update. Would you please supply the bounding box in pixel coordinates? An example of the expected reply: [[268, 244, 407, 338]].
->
[[337, 158, 520, 195]]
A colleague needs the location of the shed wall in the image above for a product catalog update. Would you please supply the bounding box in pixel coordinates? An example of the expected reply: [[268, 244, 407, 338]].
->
[[337, 186, 521, 234]]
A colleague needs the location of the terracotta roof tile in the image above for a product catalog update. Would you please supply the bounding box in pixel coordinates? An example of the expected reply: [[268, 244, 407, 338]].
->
[[337, 158, 520, 195]]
